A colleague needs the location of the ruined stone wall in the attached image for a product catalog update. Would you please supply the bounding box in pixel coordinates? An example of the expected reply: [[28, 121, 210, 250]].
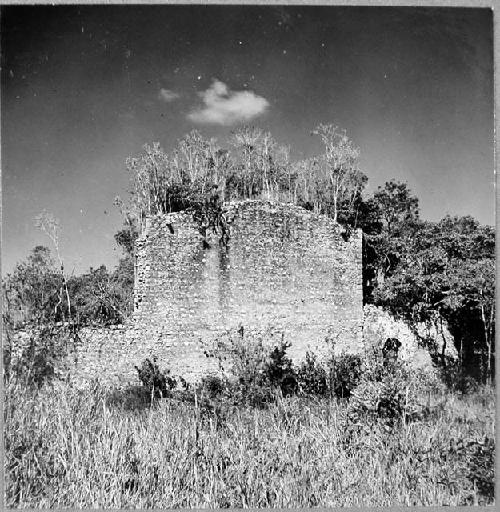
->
[[363, 305, 458, 373], [8, 326, 138, 388], [132, 200, 363, 381], [10, 200, 363, 387]]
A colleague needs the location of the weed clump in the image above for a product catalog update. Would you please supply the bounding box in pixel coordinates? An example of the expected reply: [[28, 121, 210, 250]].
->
[[467, 436, 495, 501], [5, 325, 77, 388], [135, 357, 177, 398], [207, 329, 298, 406], [348, 346, 444, 423], [438, 358, 481, 394], [328, 353, 363, 398], [296, 352, 329, 396]]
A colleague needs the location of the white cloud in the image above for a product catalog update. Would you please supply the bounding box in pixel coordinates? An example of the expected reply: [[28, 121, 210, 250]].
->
[[187, 79, 269, 125], [158, 88, 180, 102]]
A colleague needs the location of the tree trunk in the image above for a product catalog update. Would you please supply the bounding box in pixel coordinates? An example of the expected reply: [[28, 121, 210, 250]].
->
[[332, 187, 338, 223], [460, 336, 463, 367], [60, 264, 72, 323], [437, 314, 447, 367], [480, 303, 491, 381]]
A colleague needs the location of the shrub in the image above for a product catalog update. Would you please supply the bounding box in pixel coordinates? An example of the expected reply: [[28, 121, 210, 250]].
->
[[359, 344, 388, 382], [229, 342, 276, 407], [264, 340, 298, 397], [8, 326, 74, 388], [348, 367, 407, 421], [210, 329, 300, 406], [327, 354, 363, 398], [296, 352, 328, 396], [199, 374, 228, 399], [467, 436, 495, 501], [135, 358, 177, 398], [348, 358, 442, 422], [439, 358, 480, 394]]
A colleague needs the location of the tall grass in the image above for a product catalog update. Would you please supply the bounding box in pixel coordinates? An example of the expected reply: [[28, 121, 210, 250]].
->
[[4, 379, 495, 508]]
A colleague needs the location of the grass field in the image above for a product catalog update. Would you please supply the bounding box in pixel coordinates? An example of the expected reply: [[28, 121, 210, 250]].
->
[[4, 379, 495, 508]]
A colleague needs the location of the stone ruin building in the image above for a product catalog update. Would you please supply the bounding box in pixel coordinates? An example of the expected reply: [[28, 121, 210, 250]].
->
[[133, 200, 364, 380], [11, 199, 456, 386], [65, 200, 364, 386]]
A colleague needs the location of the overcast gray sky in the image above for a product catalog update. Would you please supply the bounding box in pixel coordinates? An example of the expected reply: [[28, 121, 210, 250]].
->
[[1, 5, 494, 275]]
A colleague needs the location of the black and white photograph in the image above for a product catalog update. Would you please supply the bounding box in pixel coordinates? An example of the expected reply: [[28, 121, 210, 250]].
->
[[1, 2, 495, 508]]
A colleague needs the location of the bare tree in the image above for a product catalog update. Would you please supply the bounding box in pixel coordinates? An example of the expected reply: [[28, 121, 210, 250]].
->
[[312, 123, 360, 223], [230, 126, 263, 198], [294, 157, 323, 213], [34, 211, 72, 322]]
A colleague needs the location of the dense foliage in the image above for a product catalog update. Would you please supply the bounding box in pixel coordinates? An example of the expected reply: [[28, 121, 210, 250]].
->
[[369, 211, 495, 379], [3, 250, 132, 329], [114, 125, 368, 237]]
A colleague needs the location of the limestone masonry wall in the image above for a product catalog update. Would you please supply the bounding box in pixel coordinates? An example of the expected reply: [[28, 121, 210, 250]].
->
[[129, 200, 363, 382], [27, 200, 363, 387]]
